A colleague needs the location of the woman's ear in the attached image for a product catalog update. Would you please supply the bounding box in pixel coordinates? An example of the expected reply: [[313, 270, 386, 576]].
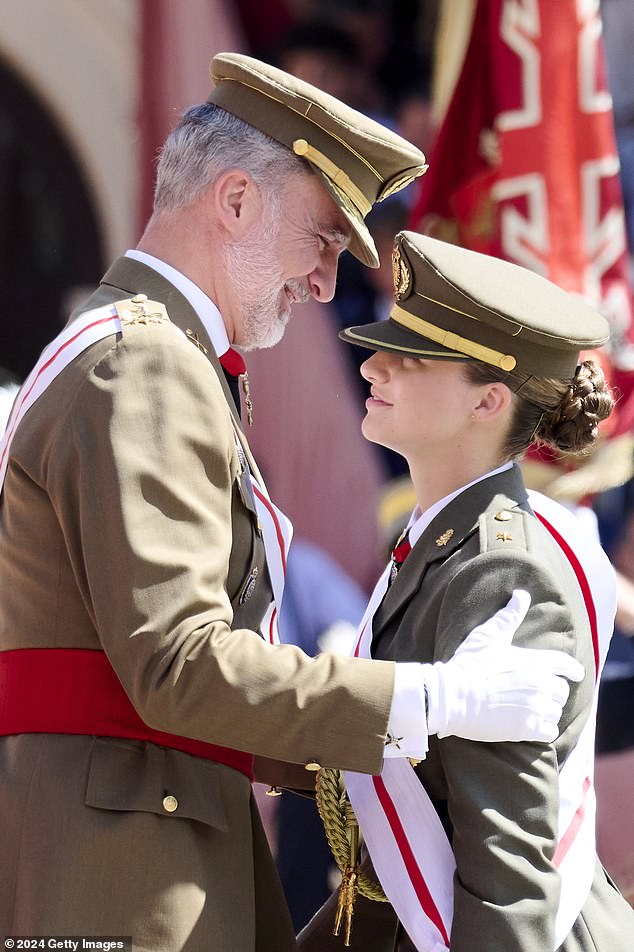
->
[[211, 169, 263, 238], [472, 381, 513, 422]]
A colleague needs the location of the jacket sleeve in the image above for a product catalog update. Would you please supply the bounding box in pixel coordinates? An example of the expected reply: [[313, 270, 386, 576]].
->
[[430, 549, 581, 952], [46, 322, 394, 774]]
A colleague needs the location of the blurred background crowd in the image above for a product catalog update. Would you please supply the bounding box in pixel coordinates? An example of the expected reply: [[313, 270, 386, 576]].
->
[[0, 0, 633, 930]]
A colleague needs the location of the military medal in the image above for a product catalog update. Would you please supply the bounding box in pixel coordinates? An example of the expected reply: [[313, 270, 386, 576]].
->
[[240, 371, 254, 426]]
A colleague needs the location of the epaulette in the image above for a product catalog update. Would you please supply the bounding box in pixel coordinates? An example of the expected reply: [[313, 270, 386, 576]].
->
[[479, 505, 528, 554], [114, 294, 170, 327]]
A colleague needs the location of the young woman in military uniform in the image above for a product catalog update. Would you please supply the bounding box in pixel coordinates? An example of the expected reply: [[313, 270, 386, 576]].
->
[[300, 230, 634, 951]]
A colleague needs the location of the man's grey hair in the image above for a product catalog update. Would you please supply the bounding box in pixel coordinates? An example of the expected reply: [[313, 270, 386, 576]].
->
[[154, 104, 306, 213]]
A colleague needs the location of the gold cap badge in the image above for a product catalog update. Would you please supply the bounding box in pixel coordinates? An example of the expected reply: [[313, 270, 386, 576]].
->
[[392, 244, 411, 300]]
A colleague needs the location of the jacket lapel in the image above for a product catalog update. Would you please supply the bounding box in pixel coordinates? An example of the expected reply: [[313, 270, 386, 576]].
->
[[372, 465, 529, 640]]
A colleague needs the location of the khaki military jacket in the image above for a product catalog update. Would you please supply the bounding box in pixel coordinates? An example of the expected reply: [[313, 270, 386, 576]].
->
[[0, 257, 395, 952], [299, 465, 634, 952]]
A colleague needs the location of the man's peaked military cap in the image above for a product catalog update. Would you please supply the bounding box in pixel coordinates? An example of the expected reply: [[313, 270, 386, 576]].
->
[[340, 231, 610, 381], [208, 53, 428, 268]]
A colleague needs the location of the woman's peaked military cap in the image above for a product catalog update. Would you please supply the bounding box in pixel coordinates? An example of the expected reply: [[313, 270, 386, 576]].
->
[[340, 231, 610, 381]]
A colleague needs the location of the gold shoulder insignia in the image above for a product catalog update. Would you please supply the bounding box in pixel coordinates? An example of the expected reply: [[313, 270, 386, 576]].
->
[[185, 328, 208, 354], [114, 293, 170, 326]]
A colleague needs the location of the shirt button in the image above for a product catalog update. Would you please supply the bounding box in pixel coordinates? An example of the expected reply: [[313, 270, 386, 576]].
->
[[162, 794, 178, 813]]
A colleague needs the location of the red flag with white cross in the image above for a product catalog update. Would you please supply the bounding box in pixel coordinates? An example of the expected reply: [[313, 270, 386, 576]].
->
[[410, 0, 634, 445]]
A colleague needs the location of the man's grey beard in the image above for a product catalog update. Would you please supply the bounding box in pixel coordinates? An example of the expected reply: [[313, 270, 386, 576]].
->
[[223, 193, 290, 351]]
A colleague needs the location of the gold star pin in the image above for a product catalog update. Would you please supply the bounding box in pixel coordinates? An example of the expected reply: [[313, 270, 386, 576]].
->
[[384, 733, 404, 750], [436, 529, 454, 547]]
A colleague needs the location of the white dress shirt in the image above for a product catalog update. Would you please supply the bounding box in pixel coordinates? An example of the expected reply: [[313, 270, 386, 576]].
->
[[125, 249, 231, 359]]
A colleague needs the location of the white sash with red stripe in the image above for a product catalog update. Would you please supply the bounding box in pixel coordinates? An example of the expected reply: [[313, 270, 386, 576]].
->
[[346, 489, 615, 951], [0, 304, 292, 645], [248, 476, 292, 646]]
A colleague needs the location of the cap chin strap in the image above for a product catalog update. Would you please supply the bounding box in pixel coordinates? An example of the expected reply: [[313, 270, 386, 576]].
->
[[292, 139, 372, 218]]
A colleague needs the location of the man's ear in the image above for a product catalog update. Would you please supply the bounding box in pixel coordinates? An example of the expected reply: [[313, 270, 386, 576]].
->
[[472, 381, 513, 422], [211, 169, 263, 238]]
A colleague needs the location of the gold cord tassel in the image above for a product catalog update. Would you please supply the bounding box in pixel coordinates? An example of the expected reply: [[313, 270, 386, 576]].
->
[[333, 802, 360, 946], [315, 768, 387, 946]]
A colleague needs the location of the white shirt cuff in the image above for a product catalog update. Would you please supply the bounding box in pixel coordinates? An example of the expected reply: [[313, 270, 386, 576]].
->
[[383, 663, 429, 760]]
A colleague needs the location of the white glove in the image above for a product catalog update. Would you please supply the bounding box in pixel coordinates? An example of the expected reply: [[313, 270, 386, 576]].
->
[[423, 589, 585, 744]]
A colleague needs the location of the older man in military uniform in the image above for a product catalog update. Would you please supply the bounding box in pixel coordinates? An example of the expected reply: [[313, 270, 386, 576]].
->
[[0, 56, 583, 952]]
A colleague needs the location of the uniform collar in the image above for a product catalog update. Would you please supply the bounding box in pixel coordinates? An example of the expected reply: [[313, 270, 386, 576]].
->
[[372, 462, 526, 641], [124, 250, 231, 360], [407, 461, 513, 549]]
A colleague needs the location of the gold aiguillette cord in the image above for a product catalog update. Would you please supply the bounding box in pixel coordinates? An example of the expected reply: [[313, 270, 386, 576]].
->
[[333, 802, 360, 946]]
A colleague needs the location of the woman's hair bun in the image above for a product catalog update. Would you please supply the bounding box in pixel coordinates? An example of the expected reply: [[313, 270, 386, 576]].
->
[[539, 359, 614, 453]]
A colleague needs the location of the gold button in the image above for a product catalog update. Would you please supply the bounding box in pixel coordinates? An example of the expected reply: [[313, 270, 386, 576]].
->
[[304, 761, 321, 771], [162, 794, 178, 813], [265, 786, 282, 797], [293, 138, 309, 157], [131, 293, 148, 304], [500, 354, 517, 372], [494, 510, 513, 522]]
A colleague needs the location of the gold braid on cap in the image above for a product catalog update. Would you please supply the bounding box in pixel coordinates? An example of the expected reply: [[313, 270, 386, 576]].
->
[[293, 139, 372, 217], [390, 303, 517, 371]]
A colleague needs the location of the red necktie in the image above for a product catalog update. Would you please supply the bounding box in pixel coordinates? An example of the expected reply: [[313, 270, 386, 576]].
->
[[389, 531, 411, 584], [219, 347, 246, 377]]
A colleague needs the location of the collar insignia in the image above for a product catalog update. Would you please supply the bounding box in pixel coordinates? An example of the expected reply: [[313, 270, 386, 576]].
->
[[435, 528, 454, 547]]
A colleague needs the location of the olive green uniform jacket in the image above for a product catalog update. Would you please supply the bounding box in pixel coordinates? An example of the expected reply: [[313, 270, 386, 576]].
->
[[0, 257, 396, 952], [299, 465, 634, 952]]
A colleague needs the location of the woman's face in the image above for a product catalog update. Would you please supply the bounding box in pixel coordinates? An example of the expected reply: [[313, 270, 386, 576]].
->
[[360, 351, 484, 459]]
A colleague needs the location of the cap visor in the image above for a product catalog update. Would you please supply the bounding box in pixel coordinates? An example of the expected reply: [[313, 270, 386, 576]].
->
[[339, 318, 473, 360], [312, 170, 379, 268]]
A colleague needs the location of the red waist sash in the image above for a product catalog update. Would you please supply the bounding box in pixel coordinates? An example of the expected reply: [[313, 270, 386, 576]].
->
[[0, 648, 254, 780]]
